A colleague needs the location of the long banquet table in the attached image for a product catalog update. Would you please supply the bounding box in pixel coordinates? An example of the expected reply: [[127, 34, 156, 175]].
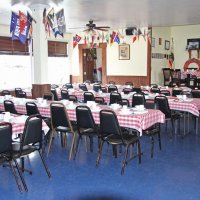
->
[[0, 98, 165, 136]]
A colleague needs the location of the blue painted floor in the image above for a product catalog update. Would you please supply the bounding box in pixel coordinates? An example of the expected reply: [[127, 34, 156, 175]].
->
[[0, 118, 200, 200]]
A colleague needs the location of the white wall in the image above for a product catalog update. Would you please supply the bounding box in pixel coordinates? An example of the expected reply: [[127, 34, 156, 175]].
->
[[151, 27, 171, 85], [69, 28, 148, 77], [171, 25, 200, 69]]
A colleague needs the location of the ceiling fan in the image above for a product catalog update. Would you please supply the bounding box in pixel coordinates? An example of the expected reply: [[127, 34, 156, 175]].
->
[[84, 20, 110, 32], [69, 20, 110, 32]]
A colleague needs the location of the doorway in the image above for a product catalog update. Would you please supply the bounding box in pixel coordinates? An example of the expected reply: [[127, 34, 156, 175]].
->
[[82, 48, 102, 83], [78, 43, 107, 84]]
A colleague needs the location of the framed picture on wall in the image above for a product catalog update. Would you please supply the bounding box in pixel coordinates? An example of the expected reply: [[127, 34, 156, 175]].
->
[[165, 40, 170, 50], [119, 44, 130, 60]]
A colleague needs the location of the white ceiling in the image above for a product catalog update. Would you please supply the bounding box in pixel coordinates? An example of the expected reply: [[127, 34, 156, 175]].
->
[[1, 0, 200, 32]]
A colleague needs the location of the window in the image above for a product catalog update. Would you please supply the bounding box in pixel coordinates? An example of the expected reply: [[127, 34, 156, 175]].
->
[[0, 37, 32, 90], [48, 41, 70, 84]]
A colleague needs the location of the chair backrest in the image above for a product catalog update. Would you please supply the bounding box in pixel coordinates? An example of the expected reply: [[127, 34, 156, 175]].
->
[[93, 84, 101, 92], [118, 99, 130, 107], [180, 90, 192, 98], [132, 93, 146, 107], [61, 89, 69, 100], [123, 88, 133, 94], [160, 90, 170, 96], [132, 87, 141, 93], [51, 84, 59, 89], [50, 102, 72, 130], [21, 115, 43, 150], [125, 81, 133, 86], [79, 83, 88, 91], [110, 92, 121, 104], [0, 123, 12, 155], [150, 87, 160, 93], [191, 90, 200, 98], [76, 106, 96, 130], [51, 89, 59, 101], [172, 88, 182, 97], [94, 97, 105, 104], [109, 81, 115, 85], [4, 100, 18, 114], [16, 91, 27, 98], [63, 83, 73, 89], [84, 92, 94, 103], [162, 68, 171, 81], [155, 96, 171, 118], [101, 86, 107, 93], [43, 93, 54, 101], [15, 88, 22, 96], [108, 85, 118, 93], [1, 90, 10, 96], [26, 102, 40, 116], [68, 95, 78, 102], [100, 110, 122, 138], [84, 80, 91, 85]]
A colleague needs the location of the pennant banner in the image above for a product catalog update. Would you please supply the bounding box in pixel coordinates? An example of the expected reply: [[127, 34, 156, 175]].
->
[[73, 34, 81, 48]]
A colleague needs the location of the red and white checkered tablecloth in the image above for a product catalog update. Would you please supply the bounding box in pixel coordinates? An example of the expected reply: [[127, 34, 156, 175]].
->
[[0, 116, 49, 138], [168, 97, 200, 116], [66, 106, 165, 136], [181, 71, 200, 78], [0, 102, 165, 136]]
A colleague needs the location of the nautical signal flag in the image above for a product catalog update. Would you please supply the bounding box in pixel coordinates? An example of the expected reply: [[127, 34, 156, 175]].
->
[[114, 33, 120, 44], [73, 34, 81, 48]]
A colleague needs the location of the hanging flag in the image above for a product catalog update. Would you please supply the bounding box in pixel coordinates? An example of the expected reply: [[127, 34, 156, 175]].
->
[[43, 8, 50, 36], [56, 9, 66, 36], [73, 34, 81, 48], [110, 31, 116, 45], [147, 29, 152, 45], [19, 11, 27, 33], [137, 28, 142, 40], [168, 37, 175, 68], [106, 33, 110, 44], [84, 36, 87, 45], [26, 12, 33, 38], [47, 8, 55, 31], [133, 35, 137, 43], [12, 14, 27, 44], [114, 33, 120, 44], [10, 12, 18, 33]]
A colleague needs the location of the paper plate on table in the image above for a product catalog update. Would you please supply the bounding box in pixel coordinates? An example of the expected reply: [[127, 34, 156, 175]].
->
[[119, 110, 133, 115], [133, 110, 148, 114], [183, 98, 193, 102]]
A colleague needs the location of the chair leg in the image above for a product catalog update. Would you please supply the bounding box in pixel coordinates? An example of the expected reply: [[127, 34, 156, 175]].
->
[[112, 145, 117, 158], [150, 136, 154, 158], [89, 137, 93, 152], [84, 136, 88, 153], [60, 132, 64, 147], [68, 132, 76, 160], [73, 136, 81, 160], [158, 131, 162, 150], [137, 141, 142, 164], [47, 129, 55, 156], [96, 141, 104, 167], [38, 151, 51, 178], [9, 161, 23, 192], [13, 159, 28, 192], [171, 119, 175, 136], [121, 145, 129, 175]]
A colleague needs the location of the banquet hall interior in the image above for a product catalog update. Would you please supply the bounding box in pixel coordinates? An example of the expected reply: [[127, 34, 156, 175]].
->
[[0, 0, 200, 199]]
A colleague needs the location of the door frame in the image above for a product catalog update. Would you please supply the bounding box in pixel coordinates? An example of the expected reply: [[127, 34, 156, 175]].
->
[[78, 43, 107, 84]]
